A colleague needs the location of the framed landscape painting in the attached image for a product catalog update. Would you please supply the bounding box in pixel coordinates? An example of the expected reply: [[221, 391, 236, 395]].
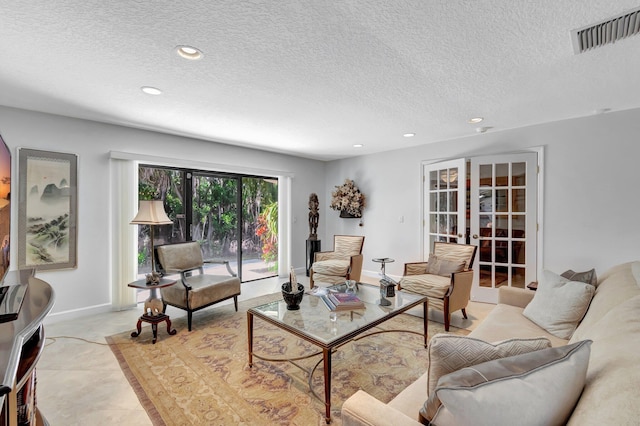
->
[[18, 148, 78, 271]]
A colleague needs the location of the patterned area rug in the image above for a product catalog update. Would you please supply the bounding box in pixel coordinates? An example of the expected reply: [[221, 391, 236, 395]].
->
[[107, 293, 469, 425]]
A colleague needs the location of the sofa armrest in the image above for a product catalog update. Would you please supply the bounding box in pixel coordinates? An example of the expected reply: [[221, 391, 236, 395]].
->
[[498, 286, 535, 308], [342, 390, 422, 426]]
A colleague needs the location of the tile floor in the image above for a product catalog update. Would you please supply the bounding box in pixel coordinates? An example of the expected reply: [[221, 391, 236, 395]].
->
[[36, 275, 494, 425]]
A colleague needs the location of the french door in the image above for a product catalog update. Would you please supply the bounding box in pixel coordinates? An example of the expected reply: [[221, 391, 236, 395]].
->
[[423, 152, 538, 304], [470, 153, 538, 303], [423, 159, 467, 251]]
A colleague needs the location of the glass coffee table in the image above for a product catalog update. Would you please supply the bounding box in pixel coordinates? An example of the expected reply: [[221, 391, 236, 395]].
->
[[247, 282, 428, 423]]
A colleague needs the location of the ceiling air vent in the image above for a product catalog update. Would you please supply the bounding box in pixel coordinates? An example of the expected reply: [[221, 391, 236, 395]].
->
[[571, 6, 640, 54]]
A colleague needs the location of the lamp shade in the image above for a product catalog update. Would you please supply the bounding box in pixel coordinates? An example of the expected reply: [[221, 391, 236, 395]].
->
[[130, 200, 173, 225]]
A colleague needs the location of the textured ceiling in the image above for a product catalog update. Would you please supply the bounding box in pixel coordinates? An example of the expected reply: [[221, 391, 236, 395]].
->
[[1, 1, 639, 161]]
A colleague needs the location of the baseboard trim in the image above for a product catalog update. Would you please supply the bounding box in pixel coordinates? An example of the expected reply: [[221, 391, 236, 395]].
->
[[44, 302, 116, 325]]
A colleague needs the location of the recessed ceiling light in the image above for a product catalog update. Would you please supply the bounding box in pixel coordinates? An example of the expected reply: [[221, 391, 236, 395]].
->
[[353, 144, 364, 148], [403, 133, 415, 138], [468, 117, 484, 124], [176, 45, 203, 60], [141, 86, 162, 95]]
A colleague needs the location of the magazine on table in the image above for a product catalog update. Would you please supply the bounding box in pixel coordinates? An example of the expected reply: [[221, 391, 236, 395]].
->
[[321, 292, 365, 311]]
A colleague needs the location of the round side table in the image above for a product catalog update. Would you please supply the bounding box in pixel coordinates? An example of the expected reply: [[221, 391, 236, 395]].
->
[[372, 257, 395, 277], [128, 277, 178, 344]]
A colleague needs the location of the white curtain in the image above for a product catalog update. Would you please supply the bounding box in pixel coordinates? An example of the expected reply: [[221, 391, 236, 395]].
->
[[110, 158, 138, 310], [277, 175, 291, 277]]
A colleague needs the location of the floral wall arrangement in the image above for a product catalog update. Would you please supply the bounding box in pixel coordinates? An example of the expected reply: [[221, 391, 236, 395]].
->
[[329, 179, 366, 218]]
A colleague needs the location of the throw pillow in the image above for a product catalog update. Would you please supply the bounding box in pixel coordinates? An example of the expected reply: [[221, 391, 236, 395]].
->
[[429, 340, 592, 426], [421, 334, 551, 421], [523, 270, 595, 339], [561, 268, 598, 286], [426, 253, 466, 277]]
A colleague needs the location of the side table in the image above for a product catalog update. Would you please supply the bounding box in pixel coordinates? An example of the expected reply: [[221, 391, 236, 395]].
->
[[128, 277, 178, 344], [372, 257, 395, 277]]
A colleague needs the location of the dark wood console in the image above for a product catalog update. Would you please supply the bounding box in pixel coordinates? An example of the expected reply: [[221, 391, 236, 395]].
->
[[0, 276, 54, 426]]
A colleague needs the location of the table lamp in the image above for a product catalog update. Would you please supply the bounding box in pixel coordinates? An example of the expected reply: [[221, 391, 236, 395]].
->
[[131, 200, 172, 283]]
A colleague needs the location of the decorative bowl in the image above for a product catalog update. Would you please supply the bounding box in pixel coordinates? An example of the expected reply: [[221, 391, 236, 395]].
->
[[282, 282, 304, 310]]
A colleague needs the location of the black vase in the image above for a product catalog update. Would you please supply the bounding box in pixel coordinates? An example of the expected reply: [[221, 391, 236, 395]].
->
[[282, 282, 304, 310], [340, 210, 358, 218]]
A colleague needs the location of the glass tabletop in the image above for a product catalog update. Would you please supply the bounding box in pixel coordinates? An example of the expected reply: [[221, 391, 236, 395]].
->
[[249, 282, 426, 346]]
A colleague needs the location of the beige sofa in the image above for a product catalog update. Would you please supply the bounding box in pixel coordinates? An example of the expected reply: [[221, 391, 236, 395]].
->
[[342, 261, 640, 425]]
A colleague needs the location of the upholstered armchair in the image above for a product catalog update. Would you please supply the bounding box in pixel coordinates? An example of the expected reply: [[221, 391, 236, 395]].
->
[[398, 242, 477, 331], [155, 241, 241, 331], [309, 235, 365, 288]]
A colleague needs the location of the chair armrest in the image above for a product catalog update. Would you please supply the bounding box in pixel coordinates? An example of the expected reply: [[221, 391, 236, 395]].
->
[[203, 258, 237, 276], [446, 270, 474, 311], [404, 262, 428, 276], [314, 251, 336, 262], [342, 390, 422, 426], [348, 254, 364, 281], [498, 286, 535, 308]]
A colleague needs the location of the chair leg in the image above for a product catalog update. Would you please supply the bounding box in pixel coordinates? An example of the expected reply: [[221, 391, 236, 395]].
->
[[188, 311, 193, 332], [162, 303, 167, 313], [443, 297, 450, 332], [234, 296, 238, 311], [462, 308, 468, 319]]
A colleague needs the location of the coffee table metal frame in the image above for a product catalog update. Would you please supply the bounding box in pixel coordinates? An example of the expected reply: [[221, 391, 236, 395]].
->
[[247, 282, 428, 423]]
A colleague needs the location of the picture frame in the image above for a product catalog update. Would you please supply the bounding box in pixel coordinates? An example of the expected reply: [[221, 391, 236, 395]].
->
[[18, 148, 78, 271]]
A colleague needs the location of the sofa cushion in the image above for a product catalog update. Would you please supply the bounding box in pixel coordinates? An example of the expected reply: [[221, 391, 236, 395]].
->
[[426, 253, 466, 277], [312, 259, 350, 276], [561, 268, 597, 285], [468, 303, 568, 347], [422, 334, 551, 420], [567, 295, 640, 425], [523, 270, 595, 339], [571, 261, 640, 342], [429, 340, 591, 426], [398, 274, 451, 299]]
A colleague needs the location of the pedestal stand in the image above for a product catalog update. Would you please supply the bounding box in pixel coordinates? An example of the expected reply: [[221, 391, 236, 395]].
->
[[306, 239, 321, 276]]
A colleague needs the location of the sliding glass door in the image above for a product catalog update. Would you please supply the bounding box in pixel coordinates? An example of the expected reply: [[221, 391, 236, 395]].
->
[[136, 166, 278, 283]]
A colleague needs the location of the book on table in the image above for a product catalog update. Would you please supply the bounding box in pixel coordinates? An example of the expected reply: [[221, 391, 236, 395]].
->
[[321, 292, 365, 311]]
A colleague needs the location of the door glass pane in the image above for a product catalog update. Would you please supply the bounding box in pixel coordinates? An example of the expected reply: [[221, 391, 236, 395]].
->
[[480, 240, 492, 262], [192, 175, 237, 269], [495, 239, 508, 263], [496, 163, 509, 186], [430, 171, 438, 190], [244, 177, 278, 281], [449, 168, 459, 189], [512, 162, 526, 186], [480, 214, 492, 236], [512, 267, 526, 288], [449, 214, 458, 236], [496, 189, 508, 212], [448, 190, 457, 212], [439, 170, 449, 189], [439, 192, 447, 212], [479, 164, 492, 187], [479, 265, 492, 287], [430, 214, 437, 233], [512, 189, 526, 212], [430, 193, 438, 212], [495, 266, 509, 287], [513, 215, 525, 238], [479, 189, 492, 212], [495, 215, 509, 238], [513, 241, 525, 265], [438, 214, 448, 234]]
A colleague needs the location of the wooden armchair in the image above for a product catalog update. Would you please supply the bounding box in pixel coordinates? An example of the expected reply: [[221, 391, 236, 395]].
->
[[309, 235, 365, 288], [398, 242, 477, 331], [155, 241, 241, 331]]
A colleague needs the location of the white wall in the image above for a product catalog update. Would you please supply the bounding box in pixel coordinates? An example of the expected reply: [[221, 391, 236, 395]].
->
[[323, 108, 640, 281], [0, 106, 326, 319], [2, 105, 639, 319]]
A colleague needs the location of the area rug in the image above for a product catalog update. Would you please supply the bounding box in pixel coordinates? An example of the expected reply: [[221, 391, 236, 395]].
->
[[107, 294, 469, 425]]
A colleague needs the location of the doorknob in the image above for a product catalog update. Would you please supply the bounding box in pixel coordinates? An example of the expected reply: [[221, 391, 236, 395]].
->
[[457, 234, 463, 238], [472, 234, 479, 239]]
